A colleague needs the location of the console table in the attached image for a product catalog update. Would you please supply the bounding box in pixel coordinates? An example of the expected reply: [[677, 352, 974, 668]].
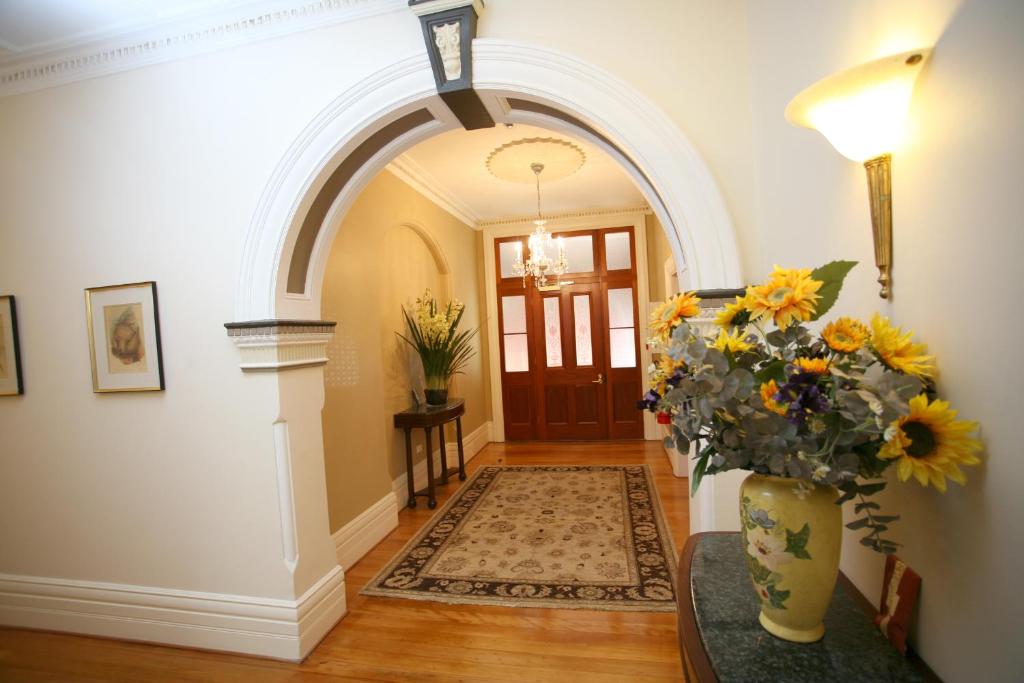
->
[[677, 532, 938, 683], [393, 398, 466, 510]]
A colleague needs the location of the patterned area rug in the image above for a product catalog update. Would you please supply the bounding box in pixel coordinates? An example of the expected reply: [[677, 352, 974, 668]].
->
[[362, 465, 678, 612]]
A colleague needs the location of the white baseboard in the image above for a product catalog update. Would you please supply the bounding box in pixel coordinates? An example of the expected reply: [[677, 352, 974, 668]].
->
[[0, 565, 346, 661], [392, 420, 491, 508], [331, 492, 399, 572]]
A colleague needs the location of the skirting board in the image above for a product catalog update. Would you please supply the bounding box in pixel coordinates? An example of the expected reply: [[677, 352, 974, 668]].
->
[[392, 420, 491, 508], [0, 565, 346, 661], [332, 492, 400, 572]]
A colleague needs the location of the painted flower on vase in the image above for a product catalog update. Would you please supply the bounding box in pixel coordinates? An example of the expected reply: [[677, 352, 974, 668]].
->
[[878, 394, 982, 492], [746, 527, 795, 572]]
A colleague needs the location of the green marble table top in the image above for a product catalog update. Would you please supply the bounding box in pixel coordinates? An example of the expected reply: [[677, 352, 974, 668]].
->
[[688, 533, 927, 682]]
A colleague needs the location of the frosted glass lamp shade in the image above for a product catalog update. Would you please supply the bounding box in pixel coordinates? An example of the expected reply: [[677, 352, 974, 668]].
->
[[785, 49, 931, 162]]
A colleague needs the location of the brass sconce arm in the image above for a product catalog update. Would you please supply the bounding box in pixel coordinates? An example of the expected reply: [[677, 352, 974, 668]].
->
[[864, 155, 892, 299]]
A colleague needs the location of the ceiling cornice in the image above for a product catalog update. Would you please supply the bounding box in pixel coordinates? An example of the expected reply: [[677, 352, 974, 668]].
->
[[477, 205, 653, 228], [0, 0, 406, 99], [387, 154, 481, 229]]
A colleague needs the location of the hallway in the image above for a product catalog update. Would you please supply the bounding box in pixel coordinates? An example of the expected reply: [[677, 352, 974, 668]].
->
[[0, 442, 689, 682]]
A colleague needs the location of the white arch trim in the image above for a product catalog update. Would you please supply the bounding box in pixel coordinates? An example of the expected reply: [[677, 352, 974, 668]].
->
[[235, 39, 742, 322]]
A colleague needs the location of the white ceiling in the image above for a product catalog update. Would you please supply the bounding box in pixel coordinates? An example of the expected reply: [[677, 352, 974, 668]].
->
[[0, 0, 259, 62], [395, 123, 646, 223]]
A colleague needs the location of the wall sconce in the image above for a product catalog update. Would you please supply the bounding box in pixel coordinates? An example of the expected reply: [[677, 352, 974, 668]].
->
[[785, 49, 931, 299]]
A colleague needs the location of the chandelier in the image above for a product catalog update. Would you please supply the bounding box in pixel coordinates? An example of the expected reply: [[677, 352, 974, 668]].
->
[[512, 162, 568, 290]]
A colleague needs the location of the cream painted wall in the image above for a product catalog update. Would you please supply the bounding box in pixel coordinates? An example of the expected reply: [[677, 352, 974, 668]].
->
[[482, 0, 758, 281], [741, 1, 1023, 679], [0, 0, 1019, 674], [0, 9, 427, 599], [321, 169, 489, 532], [645, 213, 674, 299]]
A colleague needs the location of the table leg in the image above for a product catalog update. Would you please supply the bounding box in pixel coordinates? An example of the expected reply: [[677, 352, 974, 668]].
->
[[424, 426, 437, 509], [439, 425, 449, 485], [455, 416, 466, 481], [403, 428, 416, 509]]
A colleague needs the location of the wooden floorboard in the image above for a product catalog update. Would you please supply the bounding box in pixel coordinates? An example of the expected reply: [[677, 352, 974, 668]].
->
[[0, 441, 689, 682]]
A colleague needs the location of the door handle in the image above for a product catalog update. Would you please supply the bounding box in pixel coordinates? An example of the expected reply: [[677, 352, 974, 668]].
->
[[593, 373, 605, 384]]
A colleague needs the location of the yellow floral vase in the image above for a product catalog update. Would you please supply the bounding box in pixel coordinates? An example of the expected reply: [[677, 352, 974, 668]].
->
[[739, 473, 842, 643]]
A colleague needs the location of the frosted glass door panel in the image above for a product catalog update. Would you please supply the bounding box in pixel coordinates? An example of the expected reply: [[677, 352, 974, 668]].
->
[[561, 235, 595, 273], [499, 241, 524, 279], [604, 232, 632, 270], [609, 328, 637, 368], [501, 295, 527, 334], [607, 288, 635, 328], [504, 334, 529, 372], [573, 295, 593, 366], [543, 297, 563, 367]]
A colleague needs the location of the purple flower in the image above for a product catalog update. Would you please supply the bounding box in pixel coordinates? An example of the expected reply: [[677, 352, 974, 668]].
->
[[637, 389, 662, 412], [776, 372, 830, 425]]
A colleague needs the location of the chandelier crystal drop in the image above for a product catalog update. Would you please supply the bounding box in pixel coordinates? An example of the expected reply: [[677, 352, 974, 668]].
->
[[511, 162, 568, 289]]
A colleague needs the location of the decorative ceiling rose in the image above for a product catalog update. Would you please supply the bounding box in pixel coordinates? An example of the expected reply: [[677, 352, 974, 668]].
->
[[486, 137, 586, 183]]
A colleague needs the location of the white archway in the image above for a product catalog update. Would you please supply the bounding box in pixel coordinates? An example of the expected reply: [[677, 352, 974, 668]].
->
[[231, 42, 744, 655], [235, 39, 743, 322]]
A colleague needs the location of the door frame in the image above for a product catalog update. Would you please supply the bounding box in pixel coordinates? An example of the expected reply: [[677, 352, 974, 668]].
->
[[482, 208, 657, 442]]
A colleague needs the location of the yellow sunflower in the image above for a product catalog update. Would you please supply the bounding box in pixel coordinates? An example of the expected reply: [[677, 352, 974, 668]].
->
[[759, 380, 788, 416], [744, 266, 823, 331], [650, 355, 686, 395], [650, 292, 701, 342], [878, 394, 982, 492], [870, 314, 935, 379], [715, 296, 748, 328], [794, 357, 830, 375], [712, 328, 754, 354], [822, 317, 869, 353]]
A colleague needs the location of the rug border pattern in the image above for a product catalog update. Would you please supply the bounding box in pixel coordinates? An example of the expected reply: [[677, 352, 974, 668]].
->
[[360, 464, 679, 613]]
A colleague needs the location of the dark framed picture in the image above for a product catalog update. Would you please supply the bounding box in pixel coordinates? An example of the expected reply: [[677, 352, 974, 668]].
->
[[85, 281, 165, 393], [0, 295, 24, 396]]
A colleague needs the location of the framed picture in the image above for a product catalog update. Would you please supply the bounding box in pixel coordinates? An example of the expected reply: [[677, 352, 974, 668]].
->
[[85, 281, 165, 393], [0, 295, 24, 396]]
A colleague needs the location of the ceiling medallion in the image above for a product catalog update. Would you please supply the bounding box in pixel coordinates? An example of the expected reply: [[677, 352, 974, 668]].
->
[[486, 137, 586, 183]]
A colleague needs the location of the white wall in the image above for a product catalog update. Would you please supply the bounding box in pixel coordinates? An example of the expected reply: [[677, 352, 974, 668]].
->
[[0, 0, 1020, 675], [0, 10, 424, 600]]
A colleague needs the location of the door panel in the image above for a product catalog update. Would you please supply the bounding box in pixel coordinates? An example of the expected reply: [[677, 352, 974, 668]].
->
[[496, 228, 643, 441]]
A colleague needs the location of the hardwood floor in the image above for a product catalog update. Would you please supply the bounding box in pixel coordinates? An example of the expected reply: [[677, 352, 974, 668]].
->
[[0, 441, 689, 682]]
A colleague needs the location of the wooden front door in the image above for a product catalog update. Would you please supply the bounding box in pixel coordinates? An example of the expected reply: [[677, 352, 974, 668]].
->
[[496, 226, 645, 441]]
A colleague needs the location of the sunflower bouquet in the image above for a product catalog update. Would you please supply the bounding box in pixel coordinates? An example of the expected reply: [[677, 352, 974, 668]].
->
[[640, 262, 982, 553]]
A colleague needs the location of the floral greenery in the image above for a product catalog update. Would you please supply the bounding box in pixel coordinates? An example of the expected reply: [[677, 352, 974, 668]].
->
[[398, 290, 477, 387], [638, 262, 983, 554]]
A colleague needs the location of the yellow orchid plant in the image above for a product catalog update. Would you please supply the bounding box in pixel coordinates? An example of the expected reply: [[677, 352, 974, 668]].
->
[[640, 261, 982, 553]]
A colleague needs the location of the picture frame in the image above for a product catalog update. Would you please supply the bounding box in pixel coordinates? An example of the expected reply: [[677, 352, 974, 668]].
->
[[0, 295, 24, 396], [85, 281, 165, 393]]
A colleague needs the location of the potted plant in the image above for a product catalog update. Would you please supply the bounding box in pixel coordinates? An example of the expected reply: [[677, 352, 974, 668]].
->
[[399, 290, 477, 406], [640, 262, 982, 642]]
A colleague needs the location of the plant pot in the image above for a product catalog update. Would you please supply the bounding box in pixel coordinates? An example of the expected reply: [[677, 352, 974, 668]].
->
[[424, 375, 449, 406], [739, 473, 842, 643]]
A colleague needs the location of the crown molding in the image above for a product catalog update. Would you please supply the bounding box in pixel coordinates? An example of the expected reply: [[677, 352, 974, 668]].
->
[[477, 205, 652, 228], [0, 0, 407, 99], [386, 154, 481, 229]]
